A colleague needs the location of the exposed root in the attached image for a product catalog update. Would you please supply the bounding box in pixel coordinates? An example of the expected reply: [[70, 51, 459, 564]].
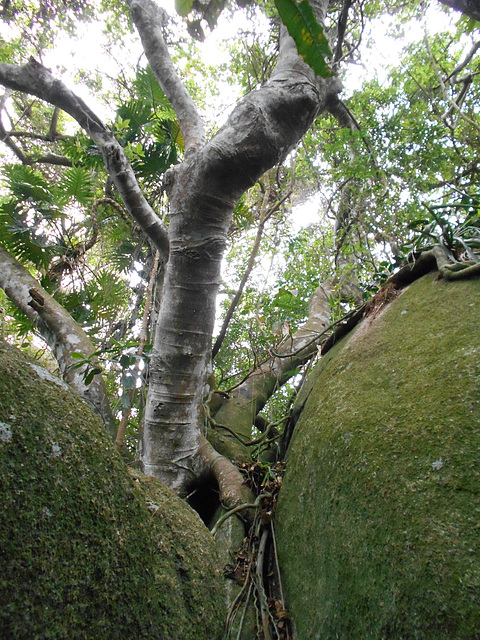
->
[[390, 245, 480, 287], [197, 435, 254, 523], [440, 259, 480, 280], [324, 245, 480, 357], [222, 462, 293, 640]]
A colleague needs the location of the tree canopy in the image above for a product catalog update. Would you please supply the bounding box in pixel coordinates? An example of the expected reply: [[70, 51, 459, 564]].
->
[[0, 0, 479, 504]]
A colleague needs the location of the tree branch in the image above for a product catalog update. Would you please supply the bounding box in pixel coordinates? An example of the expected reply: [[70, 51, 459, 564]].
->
[[424, 34, 480, 132], [209, 282, 333, 461], [0, 58, 170, 260], [0, 119, 73, 166], [0, 244, 117, 437], [437, 0, 480, 21], [333, 0, 353, 64], [0, 94, 30, 163], [3, 130, 69, 142], [34, 153, 73, 166], [47, 105, 62, 140], [127, 0, 206, 156], [447, 40, 480, 83]]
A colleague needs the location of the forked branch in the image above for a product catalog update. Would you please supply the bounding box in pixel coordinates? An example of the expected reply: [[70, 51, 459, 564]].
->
[[0, 245, 117, 436]]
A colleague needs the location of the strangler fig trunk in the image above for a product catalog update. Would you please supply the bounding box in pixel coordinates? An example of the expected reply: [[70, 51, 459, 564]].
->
[[137, 7, 340, 491]]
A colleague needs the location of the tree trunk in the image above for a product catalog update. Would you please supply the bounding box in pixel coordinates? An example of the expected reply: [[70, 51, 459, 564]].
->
[[135, 7, 340, 491], [0, 0, 342, 493], [438, 0, 480, 20]]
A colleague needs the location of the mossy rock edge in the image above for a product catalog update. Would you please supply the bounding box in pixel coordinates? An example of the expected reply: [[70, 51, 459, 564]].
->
[[0, 340, 225, 640], [276, 273, 480, 640]]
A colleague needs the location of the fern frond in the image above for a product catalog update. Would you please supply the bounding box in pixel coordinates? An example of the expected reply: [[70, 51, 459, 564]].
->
[[56, 166, 95, 206], [3, 165, 54, 203]]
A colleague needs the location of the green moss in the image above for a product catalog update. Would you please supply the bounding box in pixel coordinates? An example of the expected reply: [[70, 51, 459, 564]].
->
[[276, 274, 480, 639], [0, 341, 225, 640]]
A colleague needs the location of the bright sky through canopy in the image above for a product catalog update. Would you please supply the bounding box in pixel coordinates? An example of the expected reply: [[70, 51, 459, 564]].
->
[[38, 0, 453, 135]]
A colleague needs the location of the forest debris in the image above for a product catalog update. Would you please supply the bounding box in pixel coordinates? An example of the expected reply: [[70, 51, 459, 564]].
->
[[364, 282, 400, 318]]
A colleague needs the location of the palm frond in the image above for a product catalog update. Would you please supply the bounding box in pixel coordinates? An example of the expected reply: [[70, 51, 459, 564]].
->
[[60, 133, 105, 170], [134, 65, 175, 116], [0, 199, 58, 270]]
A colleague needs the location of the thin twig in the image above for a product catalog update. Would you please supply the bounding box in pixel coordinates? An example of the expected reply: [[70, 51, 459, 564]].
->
[[256, 528, 274, 640], [213, 188, 292, 359], [211, 493, 272, 537], [270, 521, 285, 608], [268, 305, 365, 359], [424, 32, 480, 132], [235, 580, 254, 640]]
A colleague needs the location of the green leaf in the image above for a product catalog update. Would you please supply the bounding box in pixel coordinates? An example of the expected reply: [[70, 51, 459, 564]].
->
[[0, 200, 57, 270], [133, 66, 174, 112], [122, 372, 137, 389], [175, 0, 193, 17], [3, 165, 54, 203], [119, 354, 136, 368], [274, 0, 333, 78], [272, 287, 297, 310], [60, 134, 104, 170], [464, 17, 479, 34], [0, 40, 15, 63], [121, 393, 132, 409], [84, 367, 102, 385], [167, 120, 185, 151]]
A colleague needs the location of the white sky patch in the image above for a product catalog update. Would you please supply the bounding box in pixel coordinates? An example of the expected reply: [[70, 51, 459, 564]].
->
[[37, 1, 246, 129], [157, 0, 176, 13], [291, 193, 323, 233], [27, 1, 455, 140], [1, 1, 458, 128], [43, 22, 142, 125]]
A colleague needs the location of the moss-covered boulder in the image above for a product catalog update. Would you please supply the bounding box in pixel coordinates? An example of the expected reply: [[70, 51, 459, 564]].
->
[[0, 340, 225, 640], [276, 273, 480, 639]]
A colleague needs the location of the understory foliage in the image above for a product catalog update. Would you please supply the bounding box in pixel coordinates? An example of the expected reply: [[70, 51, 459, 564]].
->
[[0, 1, 478, 433]]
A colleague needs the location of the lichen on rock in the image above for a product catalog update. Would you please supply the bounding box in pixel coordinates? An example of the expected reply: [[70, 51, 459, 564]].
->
[[0, 340, 225, 640]]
